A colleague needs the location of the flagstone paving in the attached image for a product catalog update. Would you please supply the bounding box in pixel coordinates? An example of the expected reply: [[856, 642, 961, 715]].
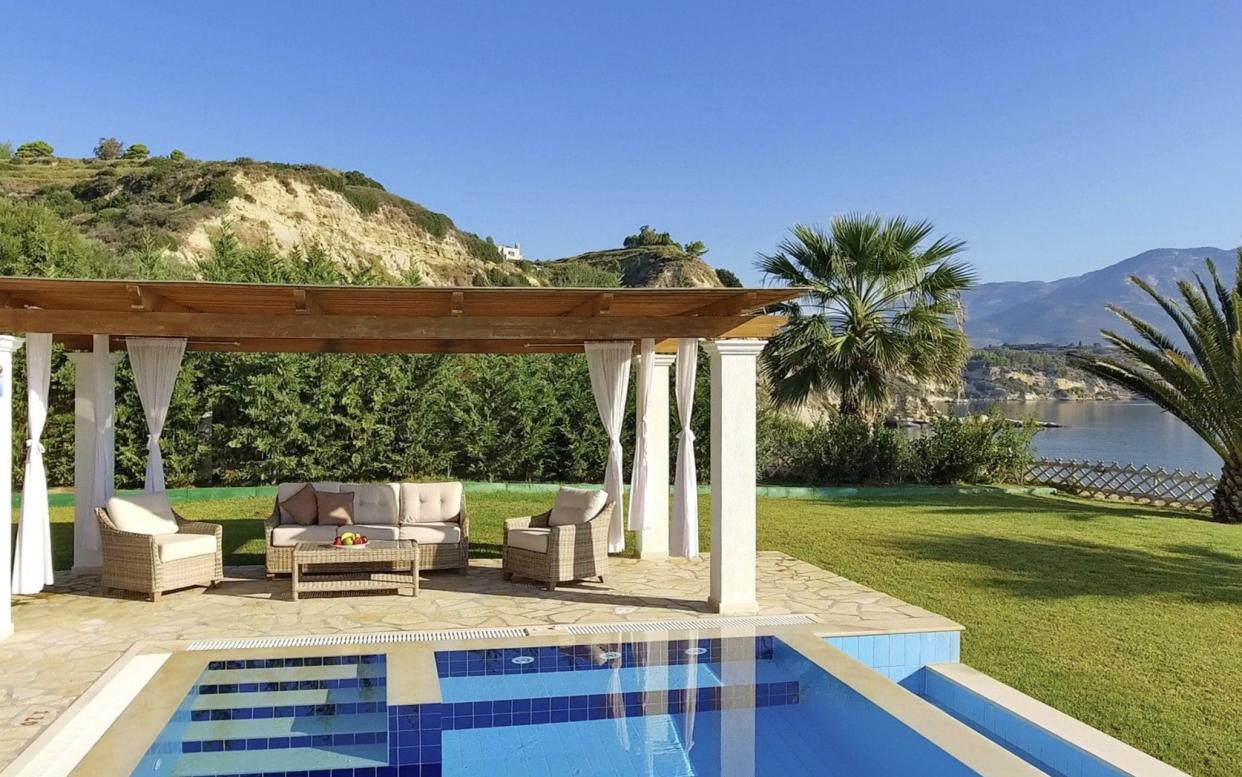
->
[[0, 551, 957, 769]]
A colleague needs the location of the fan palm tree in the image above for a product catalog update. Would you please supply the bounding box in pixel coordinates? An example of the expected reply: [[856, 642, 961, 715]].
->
[[757, 213, 976, 416], [1068, 252, 1242, 523]]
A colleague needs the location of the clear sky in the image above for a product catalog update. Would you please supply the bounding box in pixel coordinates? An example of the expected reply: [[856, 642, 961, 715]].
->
[[3, 1, 1240, 283]]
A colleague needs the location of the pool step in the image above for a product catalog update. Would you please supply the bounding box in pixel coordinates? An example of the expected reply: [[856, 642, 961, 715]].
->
[[198, 660, 386, 686], [191, 684, 386, 711], [170, 742, 388, 776], [183, 710, 387, 747]]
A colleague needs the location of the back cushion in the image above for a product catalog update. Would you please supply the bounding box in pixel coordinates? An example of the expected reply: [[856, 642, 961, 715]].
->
[[107, 492, 180, 535], [276, 482, 341, 522], [346, 483, 400, 526], [400, 482, 463, 524], [549, 487, 608, 527]]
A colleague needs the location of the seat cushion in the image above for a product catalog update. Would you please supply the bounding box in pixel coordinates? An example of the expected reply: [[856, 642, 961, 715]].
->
[[398, 522, 463, 545], [107, 493, 179, 535], [346, 524, 400, 541], [345, 483, 400, 526], [270, 525, 339, 547], [507, 527, 550, 554], [549, 487, 608, 527], [276, 482, 341, 522], [278, 483, 318, 526], [400, 482, 463, 524], [154, 533, 216, 563], [316, 491, 355, 526]]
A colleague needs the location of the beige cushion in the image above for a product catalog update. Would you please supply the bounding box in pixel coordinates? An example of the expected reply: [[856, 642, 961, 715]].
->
[[270, 525, 338, 547], [400, 482, 463, 524], [154, 533, 216, 563], [276, 482, 341, 522], [278, 483, 318, 526], [507, 528, 550, 554], [346, 483, 400, 526], [317, 491, 355, 526], [106, 493, 179, 536], [549, 487, 607, 527], [399, 522, 462, 545], [347, 525, 400, 541]]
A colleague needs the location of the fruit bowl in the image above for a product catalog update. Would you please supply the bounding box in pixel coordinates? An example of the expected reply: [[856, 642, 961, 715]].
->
[[332, 532, 370, 549], [333, 540, 369, 549]]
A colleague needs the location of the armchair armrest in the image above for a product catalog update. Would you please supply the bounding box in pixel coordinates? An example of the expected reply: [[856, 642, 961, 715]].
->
[[457, 501, 470, 541], [504, 511, 551, 542], [96, 507, 159, 559], [176, 516, 222, 539]]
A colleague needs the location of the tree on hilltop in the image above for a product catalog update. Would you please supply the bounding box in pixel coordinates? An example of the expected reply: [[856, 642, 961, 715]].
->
[[14, 140, 54, 160], [122, 143, 150, 160], [684, 240, 709, 257], [94, 137, 124, 160], [623, 225, 677, 249]]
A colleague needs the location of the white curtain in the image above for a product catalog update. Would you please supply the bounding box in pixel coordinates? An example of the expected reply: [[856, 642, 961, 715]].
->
[[126, 337, 187, 493], [626, 339, 656, 533], [12, 334, 53, 594], [671, 338, 699, 558], [584, 341, 632, 553]]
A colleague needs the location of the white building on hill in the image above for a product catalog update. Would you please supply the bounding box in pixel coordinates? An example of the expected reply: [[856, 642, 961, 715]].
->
[[497, 242, 522, 261]]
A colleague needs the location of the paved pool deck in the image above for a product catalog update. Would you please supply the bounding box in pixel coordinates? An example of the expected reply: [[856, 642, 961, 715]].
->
[[0, 551, 959, 772]]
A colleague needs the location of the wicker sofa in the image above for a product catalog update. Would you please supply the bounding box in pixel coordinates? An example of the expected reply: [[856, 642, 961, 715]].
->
[[97, 493, 223, 601], [264, 481, 469, 577], [503, 487, 613, 591]]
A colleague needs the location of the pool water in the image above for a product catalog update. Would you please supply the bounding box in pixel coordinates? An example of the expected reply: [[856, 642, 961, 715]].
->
[[135, 637, 1001, 776]]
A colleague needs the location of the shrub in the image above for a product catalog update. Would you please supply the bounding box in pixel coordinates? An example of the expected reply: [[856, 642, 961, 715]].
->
[[715, 268, 742, 287], [94, 137, 124, 160], [169, 149, 187, 162], [413, 208, 453, 239], [0, 141, 11, 160], [623, 225, 677, 248], [463, 233, 504, 263], [910, 414, 1037, 485], [121, 143, 150, 160], [343, 185, 381, 215], [14, 140, 54, 160], [342, 170, 384, 190]]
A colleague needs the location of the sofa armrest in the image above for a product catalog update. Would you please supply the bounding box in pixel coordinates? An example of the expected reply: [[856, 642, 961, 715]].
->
[[457, 500, 470, 541], [263, 512, 280, 543]]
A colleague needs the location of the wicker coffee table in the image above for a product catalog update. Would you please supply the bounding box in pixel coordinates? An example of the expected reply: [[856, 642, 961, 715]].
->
[[291, 540, 419, 601]]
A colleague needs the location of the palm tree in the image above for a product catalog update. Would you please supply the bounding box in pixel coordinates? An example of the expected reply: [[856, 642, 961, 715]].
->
[[1069, 252, 1242, 523], [757, 213, 976, 416]]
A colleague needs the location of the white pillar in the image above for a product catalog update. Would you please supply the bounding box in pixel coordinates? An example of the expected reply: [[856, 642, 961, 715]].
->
[[636, 352, 674, 559], [68, 353, 99, 572], [0, 335, 25, 641], [704, 339, 765, 614]]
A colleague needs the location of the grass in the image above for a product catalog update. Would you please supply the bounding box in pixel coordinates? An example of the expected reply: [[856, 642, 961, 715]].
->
[[15, 490, 1241, 776]]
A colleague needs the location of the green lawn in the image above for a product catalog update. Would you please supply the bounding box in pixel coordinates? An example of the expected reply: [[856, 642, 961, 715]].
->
[[17, 490, 1241, 776]]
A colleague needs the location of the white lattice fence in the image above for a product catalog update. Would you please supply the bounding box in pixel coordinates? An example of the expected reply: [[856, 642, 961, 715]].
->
[[1025, 458, 1217, 512]]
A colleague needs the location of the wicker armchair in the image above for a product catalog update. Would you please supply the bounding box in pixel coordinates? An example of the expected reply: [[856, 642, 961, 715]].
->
[[503, 500, 614, 591], [96, 508, 223, 601]]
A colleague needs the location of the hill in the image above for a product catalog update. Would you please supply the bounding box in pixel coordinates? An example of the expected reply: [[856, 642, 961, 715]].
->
[[0, 154, 722, 288], [964, 246, 1238, 345]]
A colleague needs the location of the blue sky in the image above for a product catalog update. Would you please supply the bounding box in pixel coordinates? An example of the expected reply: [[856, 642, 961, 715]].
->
[[3, 1, 1240, 283]]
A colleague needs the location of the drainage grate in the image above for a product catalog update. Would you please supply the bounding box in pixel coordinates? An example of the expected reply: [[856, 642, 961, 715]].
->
[[187, 627, 530, 651], [185, 614, 816, 651], [552, 614, 816, 635]]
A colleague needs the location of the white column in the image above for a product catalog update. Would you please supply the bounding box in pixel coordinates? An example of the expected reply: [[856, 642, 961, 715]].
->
[[67, 353, 100, 572], [704, 339, 766, 614], [0, 335, 25, 641], [636, 353, 674, 559]]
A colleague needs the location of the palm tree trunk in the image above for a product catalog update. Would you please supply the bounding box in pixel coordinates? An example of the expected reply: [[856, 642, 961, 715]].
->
[[838, 392, 862, 417], [1211, 464, 1242, 523]]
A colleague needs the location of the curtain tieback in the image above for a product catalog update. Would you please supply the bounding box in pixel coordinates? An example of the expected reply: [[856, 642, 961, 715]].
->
[[25, 439, 44, 454], [147, 434, 161, 448], [679, 428, 696, 444]]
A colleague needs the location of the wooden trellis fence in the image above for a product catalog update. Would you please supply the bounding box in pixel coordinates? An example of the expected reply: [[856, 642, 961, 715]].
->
[[1025, 458, 1217, 513]]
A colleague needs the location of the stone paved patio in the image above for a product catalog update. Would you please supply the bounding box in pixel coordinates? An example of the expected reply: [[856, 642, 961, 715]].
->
[[0, 551, 957, 770]]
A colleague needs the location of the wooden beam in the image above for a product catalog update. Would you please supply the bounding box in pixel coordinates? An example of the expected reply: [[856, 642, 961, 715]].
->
[[126, 284, 193, 313], [2, 309, 785, 342], [292, 289, 320, 315], [685, 291, 758, 317], [563, 292, 613, 317]]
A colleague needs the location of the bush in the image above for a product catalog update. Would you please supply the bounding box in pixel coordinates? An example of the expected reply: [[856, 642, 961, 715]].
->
[[0, 141, 11, 160], [121, 143, 150, 160], [94, 137, 124, 160], [342, 170, 384, 190], [413, 208, 453, 239], [343, 186, 381, 215], [623, 225, 677, 248], [169, 149, 187, 162], [715, 268, 742, 287], [14, 140, 54, 160], [756, 411, 1038, 486]]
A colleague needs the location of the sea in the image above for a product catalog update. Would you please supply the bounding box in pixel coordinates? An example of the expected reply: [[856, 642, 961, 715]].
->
[[947, 400, 1222, 475]]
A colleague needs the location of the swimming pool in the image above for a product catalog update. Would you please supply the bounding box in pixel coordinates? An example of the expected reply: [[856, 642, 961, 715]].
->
[[129, 634, 1036, 776]]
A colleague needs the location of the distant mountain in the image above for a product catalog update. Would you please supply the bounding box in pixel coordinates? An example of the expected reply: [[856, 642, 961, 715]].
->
[[963, 247, 1239, 346]]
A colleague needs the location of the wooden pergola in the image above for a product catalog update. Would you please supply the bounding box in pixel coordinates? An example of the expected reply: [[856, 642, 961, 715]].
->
[[0, 278, 801, 637]]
